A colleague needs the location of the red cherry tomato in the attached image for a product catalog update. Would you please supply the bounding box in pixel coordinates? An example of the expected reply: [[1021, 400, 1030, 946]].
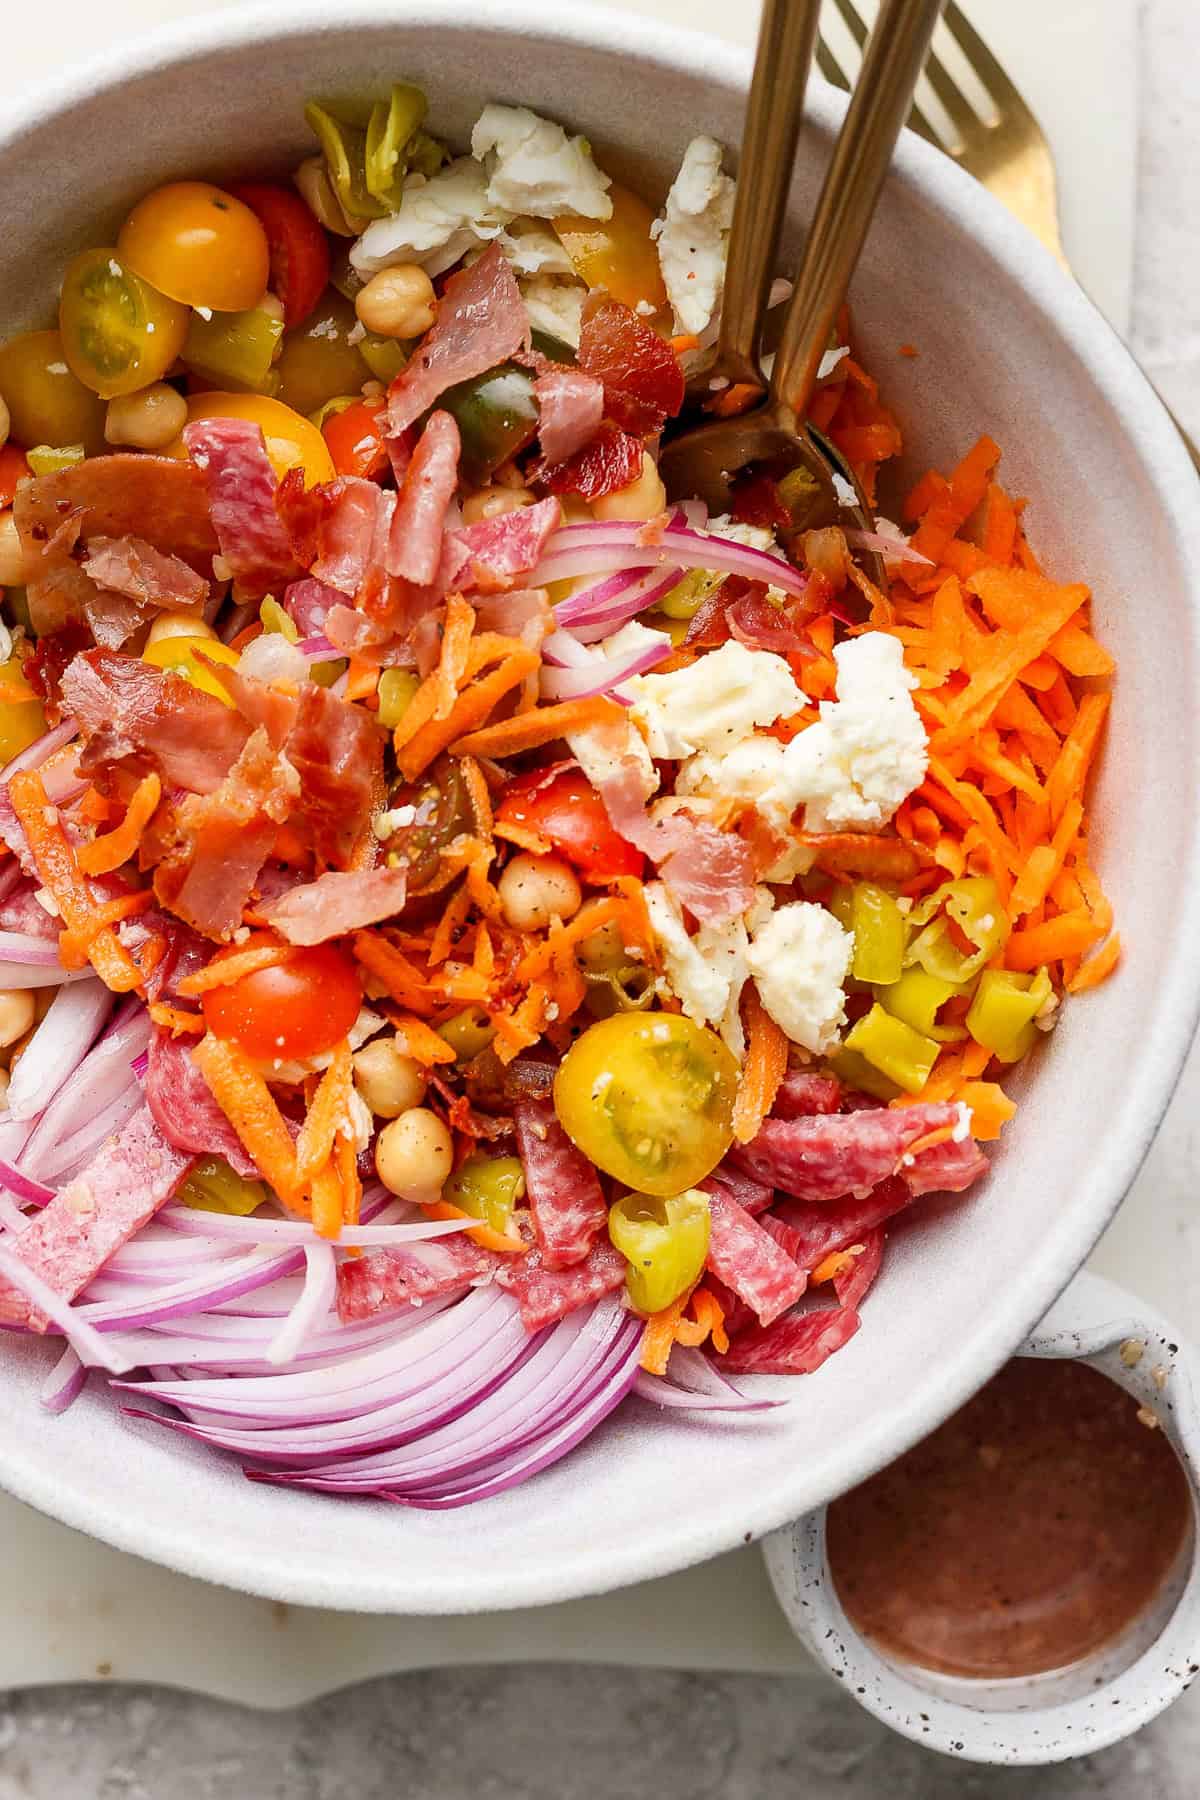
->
[[201, 935, 361, 1061], [497, 766, 642, 880], [322, 397, 390, 481], [228, 182, 331, 329], [0, 444, 30, 510]]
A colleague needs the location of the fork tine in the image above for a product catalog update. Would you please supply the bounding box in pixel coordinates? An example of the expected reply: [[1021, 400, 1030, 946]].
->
[[940, 0, 1027, 112], [830, 0, 870, 49], [816, 34, 852, 93], [920, 39, 989, 142]]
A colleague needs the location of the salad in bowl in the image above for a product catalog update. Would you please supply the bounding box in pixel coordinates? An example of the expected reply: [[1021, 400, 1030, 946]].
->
[[0, 77, 1117, 1509]]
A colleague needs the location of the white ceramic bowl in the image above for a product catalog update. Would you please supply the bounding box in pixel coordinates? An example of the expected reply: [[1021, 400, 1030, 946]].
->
[[0, 0, 1198, 1638]]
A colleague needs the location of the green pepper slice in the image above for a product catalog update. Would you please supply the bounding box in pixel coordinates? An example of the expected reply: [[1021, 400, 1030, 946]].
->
[[608, 1188, 711, 1316], [182, 304, 284, 393], [437, 363, 541, 487]]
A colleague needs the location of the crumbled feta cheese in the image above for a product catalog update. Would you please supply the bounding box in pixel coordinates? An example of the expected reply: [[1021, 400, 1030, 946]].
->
[[746, 901, 853, 1054], [832, 471, 859, 509], [635, 298, 657, 317], [706, 513, 777, 555], [472, 104, 612, 220], [567, 717, 658, 799], [628, 641, 804, 760], [677, 733, 790, 829], [652, 136, 735, 336], [952, 1101, 973, 1143], [644, 881, 773, 1059], [772, 632, 928, 833], [498, 217, 577, 277], [818, 344, 850, 380], [520, 274, 587, 347], [351, 157, 505, 276], [373, 803, 417, 839]]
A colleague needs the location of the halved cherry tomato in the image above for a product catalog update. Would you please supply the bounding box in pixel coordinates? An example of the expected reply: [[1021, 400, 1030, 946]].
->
[[118, 182, 270, 313], [322, 396, 389, 480], [0, 331, 108, 456], [168, 392, 336, 487], [228, 182, 331, 329], [552, 181, 669, 315], [201, 933, 362, 1061], [0, 444, 30, 510], [59, 247, 190, 399], [496, 766, 642, 880]]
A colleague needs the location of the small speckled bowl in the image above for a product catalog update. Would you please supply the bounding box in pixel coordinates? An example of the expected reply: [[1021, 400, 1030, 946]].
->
[[764, 1271, 1200, 1764], [0, 0, 1199, 1670]]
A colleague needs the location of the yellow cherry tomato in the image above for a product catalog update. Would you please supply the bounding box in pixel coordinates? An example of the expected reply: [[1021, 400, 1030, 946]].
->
[[0, 330, 107, 455], [275, 289, 371, 416], [143, 633, 240, 704], [0, 658, 47, 765], [58, 248, 190, 400], [117, 182, 270, 313], [552, 182, 669, 314], [170, 392, 335, 487], [553, 1013, 737, 1197]]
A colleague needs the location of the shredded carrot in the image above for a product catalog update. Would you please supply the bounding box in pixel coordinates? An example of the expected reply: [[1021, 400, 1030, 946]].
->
[[335, 1130, 363, 1227], [706, 381, 761, 418], [639, 1294, 689, 1375], [515, 896, 623, 984], [421, 1198, 525, 1254], [1045, 692, 1110, 826], [344, 658, 379, 704], [811, 1248, 859, 1286], [295, 1043, 353, 1189], [351, 932, 437, 1014], [148, 1002, 204, 1035], [899, 1124, 957, 1165], [956, 1080, 1017, 1140], [57, 886, 156, 970], [8, 770, 142, 993], [451, 694, 622, 759], [391, 1013, 457, 1066], [458, 754, 493, 838], [673, 1287, 728, 1354], [427, 884, 473, 967], [310, 1157, 344, 1240], [397, 647, 540, 779], [494, 818, 553, 855], [1068, 932, 1122, 993], [191, 1033, 301, 1208], [432, 594, 477, 721], [732, 987, 788, 1145], [178, 942, 294, 996], [76, 772, 161, 876], [1006, 908, 1107, 972]]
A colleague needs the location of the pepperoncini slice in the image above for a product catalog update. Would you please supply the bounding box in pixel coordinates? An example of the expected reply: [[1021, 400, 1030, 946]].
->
[[305, 102, 391, 222], [438, 1005, 496, 1061], [260, 596, 299, 642], [178, 1154, 267, 1215], [843, 1003, 941, 1096], [876, 966, 968, 1043], [182, 303, 284, 393], [25, 443, 85, 477], [0, 658, 47, 764], [444, 1153, 525, 1236], [608, 1188, 711, 1317], [365, 82, 429, 201], [966, 966, 1053, 1065], [904, 876, 1009, 983], [378, 668, 420, 729], [827, 1047, 902, 1104], [839, 882, 907, 985]]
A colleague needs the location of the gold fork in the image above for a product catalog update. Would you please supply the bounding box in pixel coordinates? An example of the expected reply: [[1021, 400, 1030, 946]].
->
[[818, 0, 1200, 467]]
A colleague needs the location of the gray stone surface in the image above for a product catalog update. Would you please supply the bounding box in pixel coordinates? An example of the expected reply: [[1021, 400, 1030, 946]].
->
[[1, 0, 1197, 1793]]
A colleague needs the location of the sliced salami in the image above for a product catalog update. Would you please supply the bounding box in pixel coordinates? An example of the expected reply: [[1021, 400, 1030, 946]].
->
[[183, 417, 299, 597], [513, 1096, 608, 1270], [336, 1235, 501, 1322], [495, 1239, 626, 1332], [734, 1103, 965, 1202], [765, 1176, 911, 1272], [833, 1227, 886, 1311], [771, 1071, 843, 1119], [0, 1105, 192, 1330], [144, 1029, 258, 1179], [704, 1185, 808, 1326], [905, 1134, 990, 1197], [720, 1304, 861, 1375]]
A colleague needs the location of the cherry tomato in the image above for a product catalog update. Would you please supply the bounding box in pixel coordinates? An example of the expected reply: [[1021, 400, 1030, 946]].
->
[[552, 182, 669, 314], [0, 331, 107, 456], [553, 1013, 737, 1196], [169, 392, 335, 487], [228, 182, 331, 329], [0, 445, 30, 510], [117, 182, 270, 313], [275, 290, 371, 417], [322, 397, 389, 480], [142, 632, 240, 705], [202, 934, 362, 1061], [496, 766, 642, 880], [58, 247, 190, 400]]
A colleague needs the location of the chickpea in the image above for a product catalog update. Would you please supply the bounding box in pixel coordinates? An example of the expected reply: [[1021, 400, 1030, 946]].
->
[[591, 450, 668, 524], [375, 1106, 453, 1203], [0, 989, 36, 1052], [353, 1035, 427, 1119], [294, 156, 362, 237], [573, 895, 628, 973], [0, 512, 27, 589], [0, 394, 9, 450], [461, 485, 536, 526], [145, 610, 217, 647], [355, 266, 437, 341], [498, 853, 582, 933], [105, 382, 188, 452]]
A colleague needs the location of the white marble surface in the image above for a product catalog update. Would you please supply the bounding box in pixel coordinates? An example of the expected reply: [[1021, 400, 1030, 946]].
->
[[0, 0, 1198, 1791]]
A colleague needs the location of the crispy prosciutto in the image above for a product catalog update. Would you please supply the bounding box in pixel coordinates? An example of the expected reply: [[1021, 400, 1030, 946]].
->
[[735, 1104, 985, 1204], [62, 649, 249, 794], [82, 537, 209, 613], [275, 473, 385, 597], [576, 296, 685, 435], [386, 410, 461, 585], [513, 1096, 607, 1270], [260, 867, 409, 945], [533, 369, 604, 466], [336, 1235, 501, 1321], [442, 497, 561, 595], [0, 1105, 192, 1330], [495, 1239, 627, 1331], [283, 683, 385, 868], [531, 423, 644, 501], [144, 1029, 258, 1179], [183, 418, 299, 598], [386, 243, 529, 436]]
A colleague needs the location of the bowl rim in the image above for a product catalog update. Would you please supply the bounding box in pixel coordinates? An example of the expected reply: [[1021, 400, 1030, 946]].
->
[[1, 0, 1200, 1615]]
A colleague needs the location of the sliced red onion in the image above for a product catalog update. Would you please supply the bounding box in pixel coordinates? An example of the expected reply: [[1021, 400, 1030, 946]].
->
[[265, 1243, 337, 1367], [79, 1245, 306, 1330], [554, 564, 682, 636], [533, 521, 808, 596], [539, 628, 672, 701], [40, 1343, 87, 1414], [0, 1160, 54, 1208], [157, 1195, 472, 1249], [633, 1345, 779, 1412], [130, 1050, 149, 1079], [0, 1241, 131, 1374], [24, 1085, 143, 1186], [20, 1007, 151, 1179], [296, 634, 337, 660], [0, 928, 69, 968], [7, 978, 111, 1122], [0, 719, 78, 784]]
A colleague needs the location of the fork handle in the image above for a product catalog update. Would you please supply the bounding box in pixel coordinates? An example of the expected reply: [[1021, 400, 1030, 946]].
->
[[713, 0, 824, 390], [769, 0, 945, 423]]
